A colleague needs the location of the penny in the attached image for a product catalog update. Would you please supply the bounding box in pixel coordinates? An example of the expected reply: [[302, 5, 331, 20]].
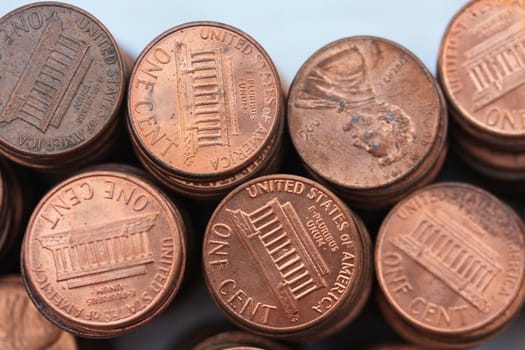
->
[[21, 166, 187, 338], [0, 3, 126, 169], [203, 174, 372, 340], [375, 182, 525, 348], [192, 331, 290, 350], [288, 36, 444, 197], [439, 0, 525, 148], [128, 21, 283, 180], [0, 275, 77, 350]]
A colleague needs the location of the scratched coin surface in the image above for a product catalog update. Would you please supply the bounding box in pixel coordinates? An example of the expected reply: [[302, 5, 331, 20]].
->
[[0, 276, 77, 350], [439, 0, 525, 140], [203, 174, 366, 337], [288, 36, 441, 190], [22, 168, 186, 337], [128, 21, 282, 178], [376, 182, 525, 335], [0, 3, 125, 158]]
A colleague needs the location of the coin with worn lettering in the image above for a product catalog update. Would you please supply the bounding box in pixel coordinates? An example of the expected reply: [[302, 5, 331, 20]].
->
[[0, 3, 125, 168], [288, 36, 443, 195], [439, 0, 525, 147], [128, 21, 282, 180], [21, 167, 187, 338], [203, 174, 371, 340], [0, 275, 77, 350], [376, 182, 525, 347]]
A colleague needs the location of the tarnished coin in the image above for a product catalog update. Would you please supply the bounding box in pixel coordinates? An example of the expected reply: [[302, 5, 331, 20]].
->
[[22, 167, 187, 338], [0, 275, 77, 350], [376, 182, 525, 347], [0, 2, 125, 168], [439, 0, 525, 147], [128, 21, 282, 179], [203, 174, 371, 340], [288, 36, 443, 192]]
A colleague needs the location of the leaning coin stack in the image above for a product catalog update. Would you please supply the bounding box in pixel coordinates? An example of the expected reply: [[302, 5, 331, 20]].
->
[[0, 158, 23, 263], [0, 3, 126, 172], [439, 0, 525, 181], [375, 183, 525, 349], [287, 36, 448, 210], [0, 275, 78, 350], [127, 22, 284, 201], [203, 174, 372, 341], [21, 165, 188, 338]]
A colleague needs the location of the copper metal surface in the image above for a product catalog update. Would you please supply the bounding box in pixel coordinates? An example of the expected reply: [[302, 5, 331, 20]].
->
[[203, 174, 371, 340], [376, 182, 525, 348], [21, 166, 187, 338], [288, 36, 445, 207], [0, 275, 77, 350], [127, 21, 283, 180], [439, 0, 525, 147], [192, 331, 290, 350], [0, 2, 125, 169]]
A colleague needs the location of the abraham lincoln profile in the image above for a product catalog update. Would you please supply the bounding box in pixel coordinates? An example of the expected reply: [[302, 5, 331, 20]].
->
[[295, 46, 415, 166]]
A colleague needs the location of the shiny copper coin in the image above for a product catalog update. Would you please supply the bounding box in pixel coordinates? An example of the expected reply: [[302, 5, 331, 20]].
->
[[376, 183, 525, 347], [128, 21, 283, 179], [0, 3, 125, 167], [439, 0, 525, 147], [192, 331, 290, 350], [0, 275, 77, 350], [203, 174, 371, 340], [288, 36, 443, 193], [22, 166, 187, 338]]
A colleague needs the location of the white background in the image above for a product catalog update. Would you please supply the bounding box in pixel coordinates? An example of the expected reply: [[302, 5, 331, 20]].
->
[[1, 1, 523, 349]]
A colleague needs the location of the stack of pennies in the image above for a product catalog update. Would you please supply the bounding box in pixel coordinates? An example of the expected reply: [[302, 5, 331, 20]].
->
[[375, 182, 525, 349], [287, 36, 448, 210], [0, 3, 126, 172], [202, 174, 372, 341], [0, 275, 77, 350], [438, 0, 525, 181], [21, 164, 188, 338], [0, 158, 23, 262], [127, 21, 284, 201], [191, 331, 290, 350]]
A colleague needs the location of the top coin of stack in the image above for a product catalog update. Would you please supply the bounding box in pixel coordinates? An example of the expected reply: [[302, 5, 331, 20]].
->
[[0, 2, 126, 171], [439, 0, 525, 181], [127, 21, 285, 201], [287, 36, 448, 210]]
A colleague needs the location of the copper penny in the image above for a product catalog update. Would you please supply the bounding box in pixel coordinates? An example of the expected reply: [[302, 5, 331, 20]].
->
[[376, 183, 525, 340], [21, 167, 187, 337], [288, 36, 442, 191], [0, 3, 125, 165], [127, 21, 282, 179], [203, 174, 371, 339], [192, 331, 290, 350], [0, 275, 77, 350], [439, 0, 525, 145]]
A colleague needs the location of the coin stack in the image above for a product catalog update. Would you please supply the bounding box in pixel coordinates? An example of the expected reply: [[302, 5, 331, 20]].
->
[[0, 275, 78, 349], [21, 165, 188, 338], [0, 158, 23, 263], [287, 36, 448, 210], [203, 174, 372, 341], [375, 183, 525, 349], [127, 22, 285, 201], [439, 0, 525, 182], [0, 3, 126, 172]]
